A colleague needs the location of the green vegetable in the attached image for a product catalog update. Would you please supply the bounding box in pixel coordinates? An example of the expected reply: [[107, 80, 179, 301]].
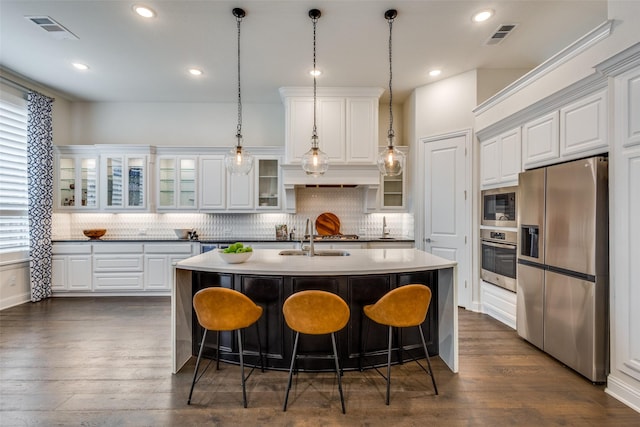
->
[[222, 242, 251, 254]]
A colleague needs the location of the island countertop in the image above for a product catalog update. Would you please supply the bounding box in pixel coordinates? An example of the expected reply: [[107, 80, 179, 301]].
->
[[176, 248, 456, 275]]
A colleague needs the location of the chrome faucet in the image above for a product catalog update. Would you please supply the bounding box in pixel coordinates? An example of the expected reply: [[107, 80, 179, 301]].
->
[[383, 216, 390, 238], [302, 217, 315, 257]]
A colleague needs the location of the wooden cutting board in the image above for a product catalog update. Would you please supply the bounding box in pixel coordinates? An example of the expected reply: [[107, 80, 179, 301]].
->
[[315, 212, 341, 235]]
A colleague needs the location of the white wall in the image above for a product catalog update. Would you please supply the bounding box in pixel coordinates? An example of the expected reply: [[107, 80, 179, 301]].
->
[[67, 101, 284, 147], [413, 70, 478, 141], [476, 69, 530, 104]]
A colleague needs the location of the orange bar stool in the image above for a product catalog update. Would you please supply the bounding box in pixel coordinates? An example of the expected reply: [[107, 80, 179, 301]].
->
[[362, 284, 438, 405], [282, 290, 350, 414], [188, 287, 264, 408]]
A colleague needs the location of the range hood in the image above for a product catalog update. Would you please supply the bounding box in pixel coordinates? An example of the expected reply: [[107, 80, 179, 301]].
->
[[281, 163, 380, 212]]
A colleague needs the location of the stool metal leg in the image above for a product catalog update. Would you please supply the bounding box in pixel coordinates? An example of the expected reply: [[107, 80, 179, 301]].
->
[[237, 329, 248, 408], [188, 329, 208, 404], [216, 330, 221, 371], [385, 325, 393, 405], [331, 332, 346, 414], [283, 331, 300, 412], [256, 321, 265, 372], [360, 316, 371, 371], [418, 325, 438, 395]]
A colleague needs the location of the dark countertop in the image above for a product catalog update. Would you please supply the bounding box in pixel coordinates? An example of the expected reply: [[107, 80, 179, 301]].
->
[[52, 237, 415, 243]]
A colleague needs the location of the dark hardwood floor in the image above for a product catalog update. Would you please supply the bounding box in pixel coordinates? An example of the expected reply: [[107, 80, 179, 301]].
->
[[1, 297, 638, 426]]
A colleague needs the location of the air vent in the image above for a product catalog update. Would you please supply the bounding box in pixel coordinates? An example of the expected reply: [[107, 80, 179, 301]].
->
[[485, 23, 517, 45], [25, 16, 79, 40]]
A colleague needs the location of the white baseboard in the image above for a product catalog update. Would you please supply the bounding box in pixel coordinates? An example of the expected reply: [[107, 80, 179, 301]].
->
[[606, 374, 640, 414], [0, 291, 31, 311]]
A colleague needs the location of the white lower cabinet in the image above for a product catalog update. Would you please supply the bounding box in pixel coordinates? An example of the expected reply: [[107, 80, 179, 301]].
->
[[52, 244, 92, 292], [52, 242, 196, 294], [93, 244, 144, 291], [144, 243, 195, 291]]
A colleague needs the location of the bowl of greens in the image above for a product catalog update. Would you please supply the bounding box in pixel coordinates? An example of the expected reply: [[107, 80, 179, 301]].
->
[[218, 242, 253, 264]]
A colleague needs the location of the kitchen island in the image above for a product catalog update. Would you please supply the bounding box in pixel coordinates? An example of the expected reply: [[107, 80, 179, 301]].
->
[[172, 248, 458, 374]]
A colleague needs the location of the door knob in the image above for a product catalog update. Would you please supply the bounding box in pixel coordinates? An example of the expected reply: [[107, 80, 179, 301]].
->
[[425, 238, 432, 243]]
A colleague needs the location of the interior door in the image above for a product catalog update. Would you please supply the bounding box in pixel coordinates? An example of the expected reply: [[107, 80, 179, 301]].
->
[[423, 132, 469, 308]]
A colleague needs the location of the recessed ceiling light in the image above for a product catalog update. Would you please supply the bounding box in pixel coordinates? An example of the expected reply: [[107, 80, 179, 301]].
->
[[133, 5, 156, 18], [188, 68, 203, 76], [72, 62, 89, 71], [472, 9, 494, 23], [429, 69, 442, 77], [309, 69, 322, 77]]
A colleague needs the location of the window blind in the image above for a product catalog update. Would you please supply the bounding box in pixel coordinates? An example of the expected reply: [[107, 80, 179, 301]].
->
[[0, 89, 29, 253]]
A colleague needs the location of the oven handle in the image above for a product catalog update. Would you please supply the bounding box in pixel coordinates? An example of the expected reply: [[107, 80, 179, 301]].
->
[[481, 240, 516, 250]]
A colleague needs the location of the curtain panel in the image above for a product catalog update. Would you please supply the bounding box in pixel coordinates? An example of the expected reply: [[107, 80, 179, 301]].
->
[[27, 91, 54, 302]]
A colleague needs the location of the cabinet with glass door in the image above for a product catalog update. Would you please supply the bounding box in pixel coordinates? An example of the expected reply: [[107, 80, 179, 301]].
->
[[100, 149, 151, 211], [256, 157, 280, 209], [379, 146, 407, 211], [157, 156, 197, 210], [55, 148, 98, 211]]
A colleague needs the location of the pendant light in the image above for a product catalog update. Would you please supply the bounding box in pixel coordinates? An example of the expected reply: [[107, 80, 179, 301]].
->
[[225, 8, 254, 175], [377, 9, 405, 177], [301, 8, 329, 176]]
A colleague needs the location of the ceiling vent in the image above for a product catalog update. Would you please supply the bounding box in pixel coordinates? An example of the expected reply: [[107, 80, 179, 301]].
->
[[25, 16, 79, 40], [484, 24, 517, 45]]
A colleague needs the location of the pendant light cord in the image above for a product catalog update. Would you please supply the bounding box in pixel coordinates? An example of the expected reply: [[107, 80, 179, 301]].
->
[[236, 13, 243, 142], [387, 14, 395, 144], [312, 13, 318, 145]]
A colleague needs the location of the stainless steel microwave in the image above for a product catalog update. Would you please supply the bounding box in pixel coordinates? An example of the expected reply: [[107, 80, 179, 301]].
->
[[481, 186, 518, 228]]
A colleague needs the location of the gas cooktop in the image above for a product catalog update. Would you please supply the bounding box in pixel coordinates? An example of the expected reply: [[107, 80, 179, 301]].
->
[[313, 234, 360, 240]]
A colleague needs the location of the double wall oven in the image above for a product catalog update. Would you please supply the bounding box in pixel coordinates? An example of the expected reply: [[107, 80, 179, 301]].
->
[[481, 186, 518, 292]]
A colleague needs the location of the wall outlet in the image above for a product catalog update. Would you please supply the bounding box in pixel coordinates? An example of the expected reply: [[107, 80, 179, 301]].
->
[[139, 229, 147, 235], [359, 228, 366, 236], [224, 228, 232, 236], [9, 274, 16, 287]]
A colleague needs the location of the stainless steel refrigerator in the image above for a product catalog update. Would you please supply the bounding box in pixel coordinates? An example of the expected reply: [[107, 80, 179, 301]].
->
[[516, 156, 609, 382]]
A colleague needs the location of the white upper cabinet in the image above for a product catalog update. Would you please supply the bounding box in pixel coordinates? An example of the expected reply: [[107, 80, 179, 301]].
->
[[227, 167, 255, 210], [199, 155, 226, 210], [256, 157, 281, 210], [346, 98, 378, 163], [523, 90, 608, 169], [480, 127, 521, 188], [522, 111, 559, 169], [54, 146, 99, 211], [198, 154, 258, 212], [157, 156, 197, 211], [99, 146, 153, 211], [560, 90, 608, 156], [280, 87, 382, 165]]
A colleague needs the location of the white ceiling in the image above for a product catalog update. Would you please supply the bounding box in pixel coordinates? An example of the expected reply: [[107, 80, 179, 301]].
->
[[0, 1, 608, 104]]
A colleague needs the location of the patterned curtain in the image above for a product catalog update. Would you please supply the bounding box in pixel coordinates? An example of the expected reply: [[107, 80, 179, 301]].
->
[[27, 91, 54, 302]]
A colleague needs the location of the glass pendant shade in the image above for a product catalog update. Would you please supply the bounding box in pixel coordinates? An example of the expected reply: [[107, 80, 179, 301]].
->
[[225, 136, 254, 175], [377, 144, 405, 176], [301, 135, 329, 176]]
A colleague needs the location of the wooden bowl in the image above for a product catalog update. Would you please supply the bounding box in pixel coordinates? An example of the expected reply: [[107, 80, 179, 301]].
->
[[83, 229, 107, 240]]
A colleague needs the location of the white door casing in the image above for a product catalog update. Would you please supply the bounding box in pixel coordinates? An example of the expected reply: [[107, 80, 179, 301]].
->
[[419, 130, 471, 309]]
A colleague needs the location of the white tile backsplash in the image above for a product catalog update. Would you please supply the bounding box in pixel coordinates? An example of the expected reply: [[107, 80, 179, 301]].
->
[[53, 187, 413, 240]]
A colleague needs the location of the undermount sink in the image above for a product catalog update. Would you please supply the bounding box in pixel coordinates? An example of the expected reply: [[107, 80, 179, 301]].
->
[[278, 249, 350, 257]]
